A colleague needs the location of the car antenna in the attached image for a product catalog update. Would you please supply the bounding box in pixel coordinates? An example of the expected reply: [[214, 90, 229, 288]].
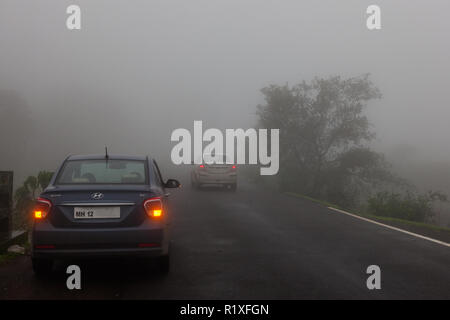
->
[[105, 146, 109, 160]]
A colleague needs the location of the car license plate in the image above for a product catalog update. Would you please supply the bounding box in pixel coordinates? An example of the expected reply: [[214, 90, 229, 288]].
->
[[74, 207, 120, 219]]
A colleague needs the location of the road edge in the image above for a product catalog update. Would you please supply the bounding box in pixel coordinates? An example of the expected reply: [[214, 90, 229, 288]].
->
[[327, 206, 450, 248]]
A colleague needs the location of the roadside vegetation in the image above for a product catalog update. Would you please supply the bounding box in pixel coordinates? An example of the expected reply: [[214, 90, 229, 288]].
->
[[254, 74, 448, 226], [13, 171, 53, 230], [0, 252, 21, 266], [367, 191, 447, 223]]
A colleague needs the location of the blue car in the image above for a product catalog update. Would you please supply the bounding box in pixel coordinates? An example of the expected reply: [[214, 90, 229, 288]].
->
[[30, 154, 180, 275]]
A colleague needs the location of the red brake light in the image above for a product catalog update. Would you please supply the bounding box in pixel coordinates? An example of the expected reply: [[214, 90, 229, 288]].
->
[[199, 165, 205, 168], [35, 245, 55, 249], [232, 165, 236, 169], [33, 197, 52, 219], [143, 197, 163, 218]]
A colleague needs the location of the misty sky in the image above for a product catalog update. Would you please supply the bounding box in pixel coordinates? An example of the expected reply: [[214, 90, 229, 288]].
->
[[1, 0, 450, 180]]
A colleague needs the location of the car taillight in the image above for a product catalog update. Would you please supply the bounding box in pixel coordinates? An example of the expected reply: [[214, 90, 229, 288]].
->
[[143, 197, 163, 218], [231, 165, 236, 169], [199, 165, 205, 169], [35, 245, 55, 249], [33, 197, 52, 219]]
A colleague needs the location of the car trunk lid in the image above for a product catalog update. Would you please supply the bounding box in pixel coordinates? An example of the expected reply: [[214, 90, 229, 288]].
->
[[41, 185, 153, 228]]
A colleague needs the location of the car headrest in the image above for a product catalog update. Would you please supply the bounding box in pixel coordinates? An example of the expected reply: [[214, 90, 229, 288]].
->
[[72, 178, 90, 183], [121, 174, 141, 183]]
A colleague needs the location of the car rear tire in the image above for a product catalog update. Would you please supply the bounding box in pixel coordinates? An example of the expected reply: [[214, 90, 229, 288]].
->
[[157, 254, 170, 273], [32, 258, 53, 276]]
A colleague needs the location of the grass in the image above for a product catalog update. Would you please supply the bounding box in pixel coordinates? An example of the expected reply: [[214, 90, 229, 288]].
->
[[0, 252, 21, 266], [359, 213, 450, 233], [0, 235, 29, 266], [285, 192, 344, 210], [285, 191, 450, 238]]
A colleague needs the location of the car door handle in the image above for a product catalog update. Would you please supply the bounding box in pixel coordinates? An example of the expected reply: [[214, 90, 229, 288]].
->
[[164, 193, 170, 197]]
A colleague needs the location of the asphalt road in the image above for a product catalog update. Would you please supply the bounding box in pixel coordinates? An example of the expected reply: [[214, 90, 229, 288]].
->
[[0, 178, 449, 299]]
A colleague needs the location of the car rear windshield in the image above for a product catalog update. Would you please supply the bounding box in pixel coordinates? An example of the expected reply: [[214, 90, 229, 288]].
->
[[202, 154, 231, 164], [56, 160, 148, 184]]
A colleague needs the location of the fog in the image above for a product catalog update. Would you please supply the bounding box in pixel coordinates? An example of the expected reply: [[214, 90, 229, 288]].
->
[[1, 0, 450, 191]]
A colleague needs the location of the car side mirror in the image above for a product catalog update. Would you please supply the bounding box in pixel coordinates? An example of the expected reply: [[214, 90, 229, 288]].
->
[[164, 179, 181, 188]]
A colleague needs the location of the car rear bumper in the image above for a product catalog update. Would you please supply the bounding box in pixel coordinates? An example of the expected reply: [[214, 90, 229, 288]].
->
[[32, 247, 164, 259], [31, 219, 169, 259], [196, 174, 237, 185]]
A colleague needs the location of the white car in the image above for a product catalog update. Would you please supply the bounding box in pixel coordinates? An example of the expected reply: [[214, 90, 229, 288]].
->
[[191, 154, 237, 191]]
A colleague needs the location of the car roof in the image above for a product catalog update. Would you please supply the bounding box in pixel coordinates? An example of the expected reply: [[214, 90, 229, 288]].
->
[[66, 154, 150, 161]]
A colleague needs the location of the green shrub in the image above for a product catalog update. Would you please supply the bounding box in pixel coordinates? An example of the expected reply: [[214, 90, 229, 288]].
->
[[13, 171, 54, 229], [367, 191, 446, 222]]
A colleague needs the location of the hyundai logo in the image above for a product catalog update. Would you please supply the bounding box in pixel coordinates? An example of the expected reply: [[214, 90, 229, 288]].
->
[[91, 192, 104, 200]]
